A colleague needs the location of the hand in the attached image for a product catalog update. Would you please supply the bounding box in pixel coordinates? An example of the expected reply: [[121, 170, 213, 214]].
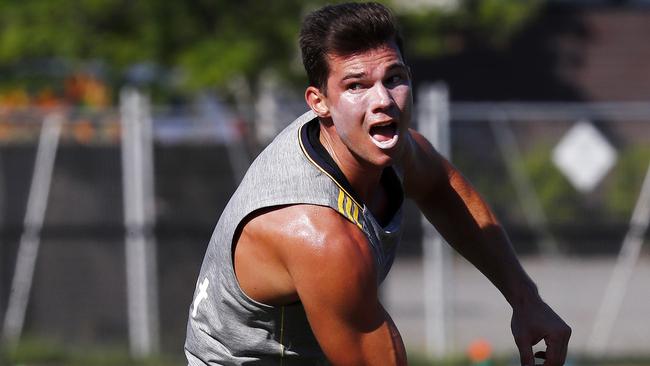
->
[[510, 298, 571, 366]]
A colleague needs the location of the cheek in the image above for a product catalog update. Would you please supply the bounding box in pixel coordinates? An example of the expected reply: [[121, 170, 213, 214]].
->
[[334, 92, 364, 115], [392, 85, 412, 107], [330, 93, 366, 134]]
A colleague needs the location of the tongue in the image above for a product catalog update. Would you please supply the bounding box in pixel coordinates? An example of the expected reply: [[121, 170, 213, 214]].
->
[[371, 125, 395, 142]]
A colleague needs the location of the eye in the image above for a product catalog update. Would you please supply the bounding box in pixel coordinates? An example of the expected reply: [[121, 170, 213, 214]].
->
[[386, 74, 404, 86], [347, 82, 363, 91]]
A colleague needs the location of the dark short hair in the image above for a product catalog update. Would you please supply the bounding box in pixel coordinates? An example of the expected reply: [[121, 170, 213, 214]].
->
[[299, 2, 404, 93]]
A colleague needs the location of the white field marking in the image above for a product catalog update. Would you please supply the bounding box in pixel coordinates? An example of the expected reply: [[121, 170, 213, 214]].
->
[[192, 278, 210, 318]]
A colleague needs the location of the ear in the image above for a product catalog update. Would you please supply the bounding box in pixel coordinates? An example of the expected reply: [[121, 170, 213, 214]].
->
[[305, 86, 330, 118]]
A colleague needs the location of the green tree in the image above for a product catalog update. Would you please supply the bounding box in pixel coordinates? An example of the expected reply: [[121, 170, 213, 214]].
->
[[0, 0, 542, 102], [604, 146, 650, 220], [0, 0, 317, 98], [396, 0, 542, 58]]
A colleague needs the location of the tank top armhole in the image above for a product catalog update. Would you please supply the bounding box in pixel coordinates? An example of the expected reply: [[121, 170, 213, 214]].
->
[[225, 201, 331, 311]]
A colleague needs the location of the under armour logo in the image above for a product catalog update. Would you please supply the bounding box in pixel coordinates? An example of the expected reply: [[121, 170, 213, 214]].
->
[[192, 278, 210, 318]]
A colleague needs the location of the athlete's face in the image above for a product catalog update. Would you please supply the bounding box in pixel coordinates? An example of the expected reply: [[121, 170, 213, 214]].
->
[[308, 41, 413, 168]]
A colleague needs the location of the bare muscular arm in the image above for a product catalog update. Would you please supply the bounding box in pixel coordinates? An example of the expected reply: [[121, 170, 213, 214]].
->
[[235, 205, 406, 366], [402, 130, 536, 308], [401, 130, 571, 366]]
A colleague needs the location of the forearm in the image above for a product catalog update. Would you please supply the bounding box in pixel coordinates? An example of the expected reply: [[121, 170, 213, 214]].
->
[[452, 220, 540, 308], [421, 170, 540, 308], [405, 133, 571, 365]]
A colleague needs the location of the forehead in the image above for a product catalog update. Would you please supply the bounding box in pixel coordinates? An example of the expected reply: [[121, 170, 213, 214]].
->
[[326, 42, 405, 78]]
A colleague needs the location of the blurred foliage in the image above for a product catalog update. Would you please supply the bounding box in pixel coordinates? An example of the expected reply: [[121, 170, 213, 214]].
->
[[604, 145, 650, 219], [521, 142, 650, 224], [522, 143, 585, 222], [0, 0, 543, 104], [396, 0, 542, 58], [0, 0, 317, 101]]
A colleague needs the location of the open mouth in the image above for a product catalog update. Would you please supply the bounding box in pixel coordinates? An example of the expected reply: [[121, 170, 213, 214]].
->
[[369, 122, 399, 149]]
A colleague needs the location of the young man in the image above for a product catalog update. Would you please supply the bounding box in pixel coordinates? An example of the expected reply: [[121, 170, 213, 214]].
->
[[185, 3, 571, 365]]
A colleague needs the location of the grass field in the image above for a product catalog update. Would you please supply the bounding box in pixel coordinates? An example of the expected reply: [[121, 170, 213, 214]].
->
[[2, 340, 650, 366]]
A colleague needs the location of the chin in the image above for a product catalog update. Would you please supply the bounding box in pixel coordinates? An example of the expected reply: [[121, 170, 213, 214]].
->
[[369, 136, 403, 165], [366, 150, 397, 169]]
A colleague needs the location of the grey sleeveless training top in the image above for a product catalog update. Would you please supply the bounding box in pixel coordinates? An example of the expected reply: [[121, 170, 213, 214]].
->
[[185, 111, 404, 365]]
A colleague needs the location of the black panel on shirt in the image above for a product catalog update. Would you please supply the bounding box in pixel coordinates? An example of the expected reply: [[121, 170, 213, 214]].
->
[[301, 118, 404, 222]]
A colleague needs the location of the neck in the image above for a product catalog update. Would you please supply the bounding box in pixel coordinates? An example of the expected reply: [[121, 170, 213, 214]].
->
[[319, 124, 383, 203]]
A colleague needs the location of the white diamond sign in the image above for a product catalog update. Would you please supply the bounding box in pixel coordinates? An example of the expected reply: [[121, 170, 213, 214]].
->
[[552, 120, 617, 193]]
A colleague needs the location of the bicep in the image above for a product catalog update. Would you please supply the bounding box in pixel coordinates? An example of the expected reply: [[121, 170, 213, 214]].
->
[[285, 215, 406, 365]]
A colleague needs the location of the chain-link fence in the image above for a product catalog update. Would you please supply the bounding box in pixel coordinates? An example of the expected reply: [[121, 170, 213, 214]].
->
[[1, 91, 649, 360], [386, 89, 650, 358]]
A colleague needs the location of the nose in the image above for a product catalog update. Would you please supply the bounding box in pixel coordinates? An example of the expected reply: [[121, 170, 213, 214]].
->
[[370, 83, 394, 112]]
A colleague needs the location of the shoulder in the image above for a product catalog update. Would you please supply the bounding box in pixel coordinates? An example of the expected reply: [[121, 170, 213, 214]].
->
[[234, 203, 375, 305], [397, 129, 452, 200], [243, 204, 376, 291], [247, 204, 372, 266], [252, 205, 380, 321]]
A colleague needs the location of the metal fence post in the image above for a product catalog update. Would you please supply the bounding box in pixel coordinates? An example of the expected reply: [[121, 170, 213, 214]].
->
[[120, 88, 160, 357], [2, 114, 63, 345], [587, 162, 650, 354], [417, 83, 454, 358]]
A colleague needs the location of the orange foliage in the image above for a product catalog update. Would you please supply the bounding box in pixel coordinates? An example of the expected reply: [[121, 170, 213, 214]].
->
[[0, 90, 30, 108], [0, 122, 10, 141], [0, 72, 110, 110], [64, 73, 109, 107], [73, 120, 95, 144]]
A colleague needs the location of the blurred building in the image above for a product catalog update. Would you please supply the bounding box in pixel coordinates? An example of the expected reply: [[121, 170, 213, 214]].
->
[[413, 0, 650, 101]]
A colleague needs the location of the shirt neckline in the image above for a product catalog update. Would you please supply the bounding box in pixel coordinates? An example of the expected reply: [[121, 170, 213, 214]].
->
[[298, 117, 404, 225]]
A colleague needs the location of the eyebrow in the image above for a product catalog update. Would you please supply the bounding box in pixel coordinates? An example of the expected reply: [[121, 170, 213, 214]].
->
[[386, 62, 408, 73], [341, 62, 408, 82], [341, 72, 366, 82]]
